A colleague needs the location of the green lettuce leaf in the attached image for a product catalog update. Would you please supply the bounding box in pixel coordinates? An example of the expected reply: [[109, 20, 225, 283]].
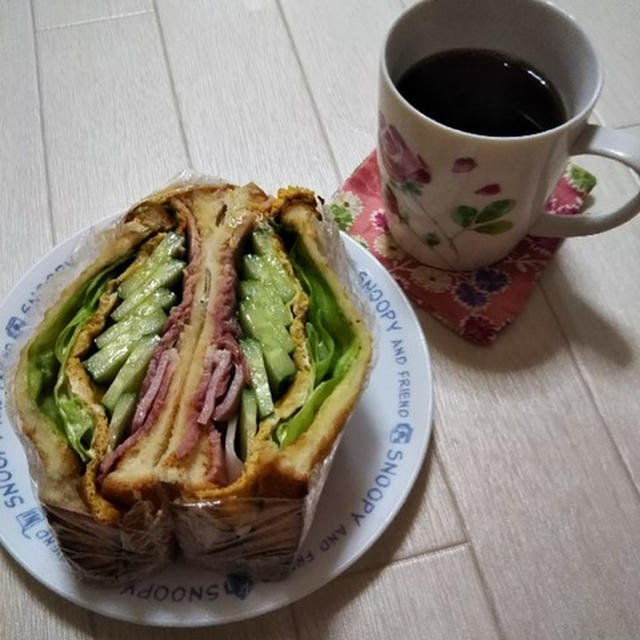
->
[[27, 256, 130, 460], [274, 240, 360, 447]]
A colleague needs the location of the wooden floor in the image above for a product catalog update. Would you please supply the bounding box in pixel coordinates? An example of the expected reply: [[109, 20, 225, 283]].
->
[[1, 1, 640, 638]]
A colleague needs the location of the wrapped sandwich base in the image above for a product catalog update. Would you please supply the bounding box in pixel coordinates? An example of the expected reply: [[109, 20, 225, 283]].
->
[[5, 171, 374, 585], [45, 502, 174, 584]]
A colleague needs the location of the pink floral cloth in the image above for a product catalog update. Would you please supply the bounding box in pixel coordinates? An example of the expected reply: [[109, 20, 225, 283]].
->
[[327, 151, 596, 345]]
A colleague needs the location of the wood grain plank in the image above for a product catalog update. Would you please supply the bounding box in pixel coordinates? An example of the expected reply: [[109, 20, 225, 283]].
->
[[551, 0, 640, 128], [0, 0, 51, 301], [280, 0, 467, 566], [540, 127, 640, 491], [279, 0, 402, 180], [33, 0, 151, 30], [156, 0, 339, 199], [37, 12, 188, 243], [347, 444, 465, 574], [1, 554, 93, 640], [92, 605, 297, 640], [422, 286, 640, 640], [293, 546, 501, 640]]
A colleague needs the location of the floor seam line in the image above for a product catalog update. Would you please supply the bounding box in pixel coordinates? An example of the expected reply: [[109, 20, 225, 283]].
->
[[539, 281, 640, 500], [432, 443, 509, 640], [343, 539, 470, 579], [30, 0, 56, 246], [35, 9, 152, 32], [275, 0, 343, 186], [152, 0, 193, 168]]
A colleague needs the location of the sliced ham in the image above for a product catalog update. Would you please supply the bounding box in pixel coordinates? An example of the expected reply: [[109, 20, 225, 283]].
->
[[139, 348, 178, 434], [217, 332, 247, 378], [99, 348, 178, 477], [176, 349, 234, 460], [206, 428, 228, 484], [161, 230, 248, 481], [197, 349, 231, 425], [130, 348, 173, 432], [136, 202, 201, 400], [101, 202, 201, 475], [213, 364, 245, 421], [190, 345, 218, 420]]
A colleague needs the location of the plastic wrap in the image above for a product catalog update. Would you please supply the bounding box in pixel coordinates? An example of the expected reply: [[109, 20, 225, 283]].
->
[[3, 172, 375, 586]]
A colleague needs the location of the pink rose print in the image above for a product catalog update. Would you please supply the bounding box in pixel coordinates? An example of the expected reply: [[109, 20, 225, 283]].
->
[[383, 184, 399, 218], [474, 183, 501, 195], [378, 112, 431, 184], [452, 157, 477, 173]]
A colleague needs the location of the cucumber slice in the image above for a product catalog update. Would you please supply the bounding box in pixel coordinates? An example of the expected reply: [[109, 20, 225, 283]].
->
[[117, 288, 177, 320], [102, 335, 160, 412], [240, 338, 274, 418], [262, 345, 295, 396], [238, 299, 294, 353], [242, 254, 266, 281], [250, 228, 297, 300], [112, 259, 184, 321], [250, 226, 281, 256], [84, 341, 134, 384], [238, 280, 292, 326], [237, 388, 258, 461], [108, 392, 137, 448], [118, 232, 184, 299], [238, 279, 258, 300], [95, 308, 166, 350], [242, 254, 295, 302]]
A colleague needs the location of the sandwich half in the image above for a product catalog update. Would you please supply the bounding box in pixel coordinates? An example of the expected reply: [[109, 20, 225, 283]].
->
[[101, 187, 372, 505], [13, 182, 243, 524], [13, 182, 372, 581]]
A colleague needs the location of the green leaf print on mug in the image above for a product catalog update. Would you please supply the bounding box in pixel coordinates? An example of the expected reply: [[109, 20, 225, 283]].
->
[[424, 232, 441, 247], [451, 198, 516, 235], [474, 220, 514, 234], [451, 205, 477, 228], [475, 199, 515, 224]]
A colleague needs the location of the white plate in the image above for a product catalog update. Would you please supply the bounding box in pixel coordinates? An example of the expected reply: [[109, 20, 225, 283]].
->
[[0, 230, 432, 626]]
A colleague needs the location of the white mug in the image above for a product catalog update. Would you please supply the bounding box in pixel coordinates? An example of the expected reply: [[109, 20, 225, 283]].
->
[[378, 0, 640, 271]]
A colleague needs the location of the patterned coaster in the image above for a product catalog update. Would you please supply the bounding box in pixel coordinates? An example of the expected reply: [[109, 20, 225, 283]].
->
[[327, 152, 596, 344]]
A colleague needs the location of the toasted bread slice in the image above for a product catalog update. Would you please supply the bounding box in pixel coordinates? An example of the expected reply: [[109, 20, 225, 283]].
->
[[254, 196, 372, 498], [102, 184, 269, 504], [13, 203, 175, 520], [188, 189, 372, 501]]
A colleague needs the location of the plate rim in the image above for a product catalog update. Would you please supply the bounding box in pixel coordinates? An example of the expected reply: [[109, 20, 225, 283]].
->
[[0, 226, 433, 627]]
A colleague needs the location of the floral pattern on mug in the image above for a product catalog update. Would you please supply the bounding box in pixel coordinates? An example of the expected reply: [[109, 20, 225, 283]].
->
[[451, 199, 516, 235], [452, 157, 478, 173], [330, 151, 595, 345], [475, 183, 502, 195], [377, 117, 516, 256], [378, 112, 431, 187]]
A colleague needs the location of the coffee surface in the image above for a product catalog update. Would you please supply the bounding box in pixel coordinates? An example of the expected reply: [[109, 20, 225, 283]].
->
[[396, 49, 566, 137]]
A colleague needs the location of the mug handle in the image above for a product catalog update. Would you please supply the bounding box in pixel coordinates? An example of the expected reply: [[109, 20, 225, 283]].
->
[[529, 124, 640, 237]]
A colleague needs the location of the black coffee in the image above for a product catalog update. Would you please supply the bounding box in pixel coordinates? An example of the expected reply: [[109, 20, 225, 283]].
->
[[396, 49, 566, 137]]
